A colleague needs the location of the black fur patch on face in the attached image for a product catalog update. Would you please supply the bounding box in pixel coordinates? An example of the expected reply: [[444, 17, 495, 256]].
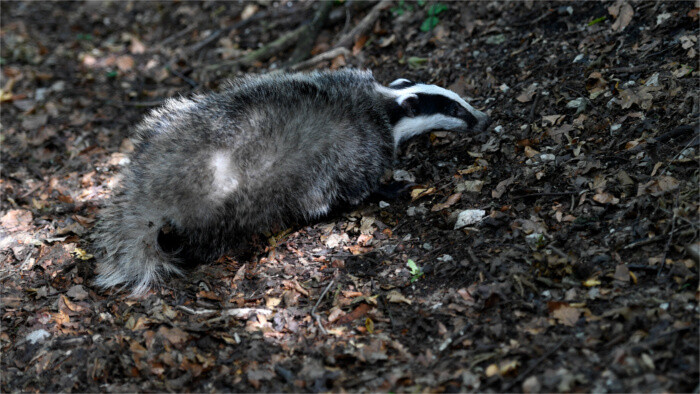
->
[[415, 94, 478, 129], [386, 101, 407, 125]]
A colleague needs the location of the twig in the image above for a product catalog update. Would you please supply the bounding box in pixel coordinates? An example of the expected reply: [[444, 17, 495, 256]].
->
[[223, 307, 272, 319], [623, 224, 692, 250], [185, 8, 301, 55], [311, 279, 335, 335], [288, 1, 334, 66], [289, 47, 351, 71], [528, 93, 541, 124], [121, 99, 166, 107], [627, 124, 697, 154], [176, 305, 217, 316], [511, 191, 578, 199], [658, 191, 680, 277], [207, 24, 309, 71], [166, 66, 198, 88], [503, 339, 565, 391], [378, 294, 396, 332], [160, 25, 196, 47], [333, 0, 392, 49], [511, 9, 555, 27]]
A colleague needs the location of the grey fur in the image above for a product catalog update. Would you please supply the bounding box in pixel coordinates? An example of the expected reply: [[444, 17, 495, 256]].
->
[[92, 69, 489, 295]]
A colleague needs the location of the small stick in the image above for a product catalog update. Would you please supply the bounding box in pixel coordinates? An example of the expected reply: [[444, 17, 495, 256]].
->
[[166, 66, 198, 89], [311, 279, 335, 335], [503, 339, 565, 391], [658, 191, 680, 277], [289, 47, 351, 71], [160, 25, 196, 47], [333, 0, 391, 49], [288, 1, 334, 65]]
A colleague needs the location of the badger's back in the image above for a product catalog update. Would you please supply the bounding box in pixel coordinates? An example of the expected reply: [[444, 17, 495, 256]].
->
[[93, 70, 394, 294]]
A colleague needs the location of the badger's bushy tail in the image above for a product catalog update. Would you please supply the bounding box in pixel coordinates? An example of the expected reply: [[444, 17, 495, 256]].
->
[[92, 194, 182, 296]]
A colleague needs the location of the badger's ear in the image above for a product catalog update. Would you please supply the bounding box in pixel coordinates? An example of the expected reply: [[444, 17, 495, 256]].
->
[[397, 94, 419, 117]]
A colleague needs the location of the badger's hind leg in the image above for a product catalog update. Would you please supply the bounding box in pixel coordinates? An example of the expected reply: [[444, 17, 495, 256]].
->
[[92, 195, 184, 295]]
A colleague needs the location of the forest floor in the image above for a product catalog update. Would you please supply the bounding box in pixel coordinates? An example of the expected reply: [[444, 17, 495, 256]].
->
[[1, 1, 698, 392]]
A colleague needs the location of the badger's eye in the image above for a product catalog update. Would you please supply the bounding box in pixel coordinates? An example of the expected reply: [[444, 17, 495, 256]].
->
[[450, 103, 469, 118]]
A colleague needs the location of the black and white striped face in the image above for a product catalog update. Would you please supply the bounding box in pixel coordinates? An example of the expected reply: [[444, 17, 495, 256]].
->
[[379, 78, 491, 147]]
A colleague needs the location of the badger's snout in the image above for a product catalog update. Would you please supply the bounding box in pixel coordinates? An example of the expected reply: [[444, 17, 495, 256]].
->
[[472, 110, 491, 132]]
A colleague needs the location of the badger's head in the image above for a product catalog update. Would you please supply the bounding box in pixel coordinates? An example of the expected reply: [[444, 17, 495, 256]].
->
[[378, 78, 491, 148]]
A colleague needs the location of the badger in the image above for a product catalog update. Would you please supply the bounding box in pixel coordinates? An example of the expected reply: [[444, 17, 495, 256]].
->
[[93, 69, 490, 295]]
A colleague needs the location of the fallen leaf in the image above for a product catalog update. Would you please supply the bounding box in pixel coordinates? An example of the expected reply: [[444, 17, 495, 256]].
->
[[455, 180, 484, 193], [542, 114, 565, 126], [551, 305, 581, 326], [618, 86, 659, 110], [129, 35, 146, 54], [608, 1, 634, 31], [335, 303, 371, 325], [66, 285, 89, 301], [116, 55, 135, 72], [492, 176, 515, 198], [583, 278, 601, 287], [1, 209, 33, 232], [613, 264, 630, 282], [592, 191, 619, 204], [524, 146, 540, 158], [158, 326, 189, 347], [386, 290, 412, 305], [265, 297, 281, 308], [60, 294, 87, 313], [485, 363, 500, 377], [516, 83, 538, 103], [454, 209, 486, 230], [672, 64, 694, 78], [21, 114, 48, 130], [365, 317, 374, 334], [411, 187, 436, 201], [637, 176, 680, 196], [431, 193, 462, 211], [499, 359, 520, 376], [352, 35, 368, 56]]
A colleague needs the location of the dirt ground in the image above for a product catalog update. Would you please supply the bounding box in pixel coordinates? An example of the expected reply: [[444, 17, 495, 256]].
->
[[1, 1, 698, 392]]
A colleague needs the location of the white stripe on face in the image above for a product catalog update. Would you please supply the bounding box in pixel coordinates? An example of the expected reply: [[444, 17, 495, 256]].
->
[[392, 114, 467, 148]]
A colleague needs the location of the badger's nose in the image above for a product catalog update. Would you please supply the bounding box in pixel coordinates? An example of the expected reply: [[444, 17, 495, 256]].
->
[[474, 111, 491, 132]]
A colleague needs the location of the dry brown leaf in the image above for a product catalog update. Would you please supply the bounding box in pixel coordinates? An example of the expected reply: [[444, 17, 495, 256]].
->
[[608, 1, 634, 31], [431, 193, 462, 211], [492, 176, 515, 198], [516, 83, 538, 103], [524, 145, 540, 158], [542, 114, 564, 126], [614, 264, 630, 282], [158, 326, 189, 347], [335, 303, 371, 325], [386, 290, 412, 305], [552, 305, 581, 326], [618, 86, 659, 110], [592, 191, 619, 204], [60, 294, 86, 313], [411, 187, 436, 201], [1, 209, 33, 232], [352, 35, 368, 56], [637, 176, 680, 196], [129, 36, 146, 54], [116, 55, 135, 72]]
